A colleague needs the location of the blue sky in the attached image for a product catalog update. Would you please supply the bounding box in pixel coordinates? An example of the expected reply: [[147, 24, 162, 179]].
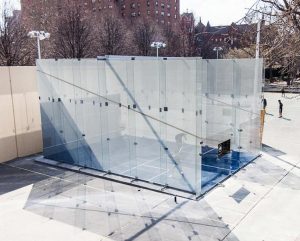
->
[[7, 0, 257, 26]]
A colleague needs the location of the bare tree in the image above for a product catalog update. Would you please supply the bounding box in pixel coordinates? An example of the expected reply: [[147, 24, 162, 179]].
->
[[162, 25, 181, 56], [0, 2, 32, 66], [53, 5, 95, 59], [133, 20, 157, 56], [98, 14, 129, 55], [260, 0, 300, 31], [243, 0, 300, 78]]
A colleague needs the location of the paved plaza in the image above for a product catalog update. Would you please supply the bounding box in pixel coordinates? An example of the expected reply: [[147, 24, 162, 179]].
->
[[0, 92, 299, 241]]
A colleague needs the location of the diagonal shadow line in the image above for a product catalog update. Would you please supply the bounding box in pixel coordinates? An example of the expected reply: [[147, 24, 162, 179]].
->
[[264, 154, 300, 171], [261, 158, 300, 173], [26, 201, 227, 229], [281, 117, 292, 121], [38, 64, 199, 192], [37, 69, 220, 143], [265, 112, 274, 116], [262, 143, 286, 156], [121, 196, 232, 241], [105, 60, 195, 193], [262, 144, 300, 170], [124, 198, 190, 241], [40, 70, 102, 170]]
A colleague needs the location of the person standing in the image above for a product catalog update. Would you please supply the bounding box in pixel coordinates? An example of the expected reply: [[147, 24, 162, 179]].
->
[[169, 133, 187, 177], [262, 98, 267, 111], [278, 100, 283, 118], [281, 87, 285, 97]]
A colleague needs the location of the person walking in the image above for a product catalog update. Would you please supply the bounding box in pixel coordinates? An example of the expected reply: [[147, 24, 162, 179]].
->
[[278, 100, 283, 118]]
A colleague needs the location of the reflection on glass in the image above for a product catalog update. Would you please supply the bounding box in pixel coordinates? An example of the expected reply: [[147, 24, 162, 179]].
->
[[37, 58, 263, 196]]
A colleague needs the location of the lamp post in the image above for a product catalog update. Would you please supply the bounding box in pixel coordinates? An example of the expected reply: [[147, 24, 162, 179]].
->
[[28, 31, 50, 59], [213, 47, 223, 59], [151, 41, 166, 58]]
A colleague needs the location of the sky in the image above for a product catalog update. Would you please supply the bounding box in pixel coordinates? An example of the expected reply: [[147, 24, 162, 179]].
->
[[181, 0, 258, 25], [6, 0, 257, 26]]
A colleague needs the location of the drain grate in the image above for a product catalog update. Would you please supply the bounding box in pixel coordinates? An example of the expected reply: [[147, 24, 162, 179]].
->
[[231, 187, 250, 203]]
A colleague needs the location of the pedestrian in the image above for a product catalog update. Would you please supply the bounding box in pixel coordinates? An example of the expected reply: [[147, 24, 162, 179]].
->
[[168, 133, 186, 177], [278, 100, 283, 118], [281, 87, 285, 97], [262, 98, 267, 111]]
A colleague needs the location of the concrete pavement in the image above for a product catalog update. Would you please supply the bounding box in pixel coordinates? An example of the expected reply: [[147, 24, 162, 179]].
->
[[0, 92, 299, 241]]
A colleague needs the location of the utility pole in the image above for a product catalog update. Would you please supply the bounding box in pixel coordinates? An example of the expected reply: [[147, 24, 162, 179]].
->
[[255, 19, 261, 59], [151, 42, 166, 58], [28, 31, 50, 59], [37, 37, 41, 59], [213, 47, 223, 59]]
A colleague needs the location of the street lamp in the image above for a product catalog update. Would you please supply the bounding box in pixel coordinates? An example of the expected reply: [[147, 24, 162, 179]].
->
[[28, 31, 50, 59], [151, 41, 166, 58], [213, 47, 223, 59]]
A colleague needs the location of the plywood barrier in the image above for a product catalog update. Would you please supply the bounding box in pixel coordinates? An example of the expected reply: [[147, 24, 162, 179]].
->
[[0, 66, 42, 163], [0, 67, 18, 163]]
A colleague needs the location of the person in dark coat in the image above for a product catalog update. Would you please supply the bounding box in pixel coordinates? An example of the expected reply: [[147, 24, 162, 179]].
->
[[278, 100, 283, 118], [262, 98, 267, 111]]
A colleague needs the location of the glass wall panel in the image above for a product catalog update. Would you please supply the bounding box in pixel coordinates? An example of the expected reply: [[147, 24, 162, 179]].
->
[[133, 60, 162, 183], [235, 59, 263, 162], [37, 58, 263, 196], [105, 60, 131, 175], [37, 60, 53, 156], [57, 60, 79, 165], [97, 60, 110, 171]]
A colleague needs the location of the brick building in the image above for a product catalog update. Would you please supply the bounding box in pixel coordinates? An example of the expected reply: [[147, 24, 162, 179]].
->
[[20, 0, 180, 29], [195, 21, 256, 58], [180, 12, 195, 33], [117, 0, 180, 26]]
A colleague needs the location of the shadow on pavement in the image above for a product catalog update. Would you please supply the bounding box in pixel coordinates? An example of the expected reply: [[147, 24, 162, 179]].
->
[[0, 157, 240, 241], [281, 117, 292, 121]]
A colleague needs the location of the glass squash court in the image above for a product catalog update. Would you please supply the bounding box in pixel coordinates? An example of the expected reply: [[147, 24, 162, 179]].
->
[[37, 58, 263, 196]]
